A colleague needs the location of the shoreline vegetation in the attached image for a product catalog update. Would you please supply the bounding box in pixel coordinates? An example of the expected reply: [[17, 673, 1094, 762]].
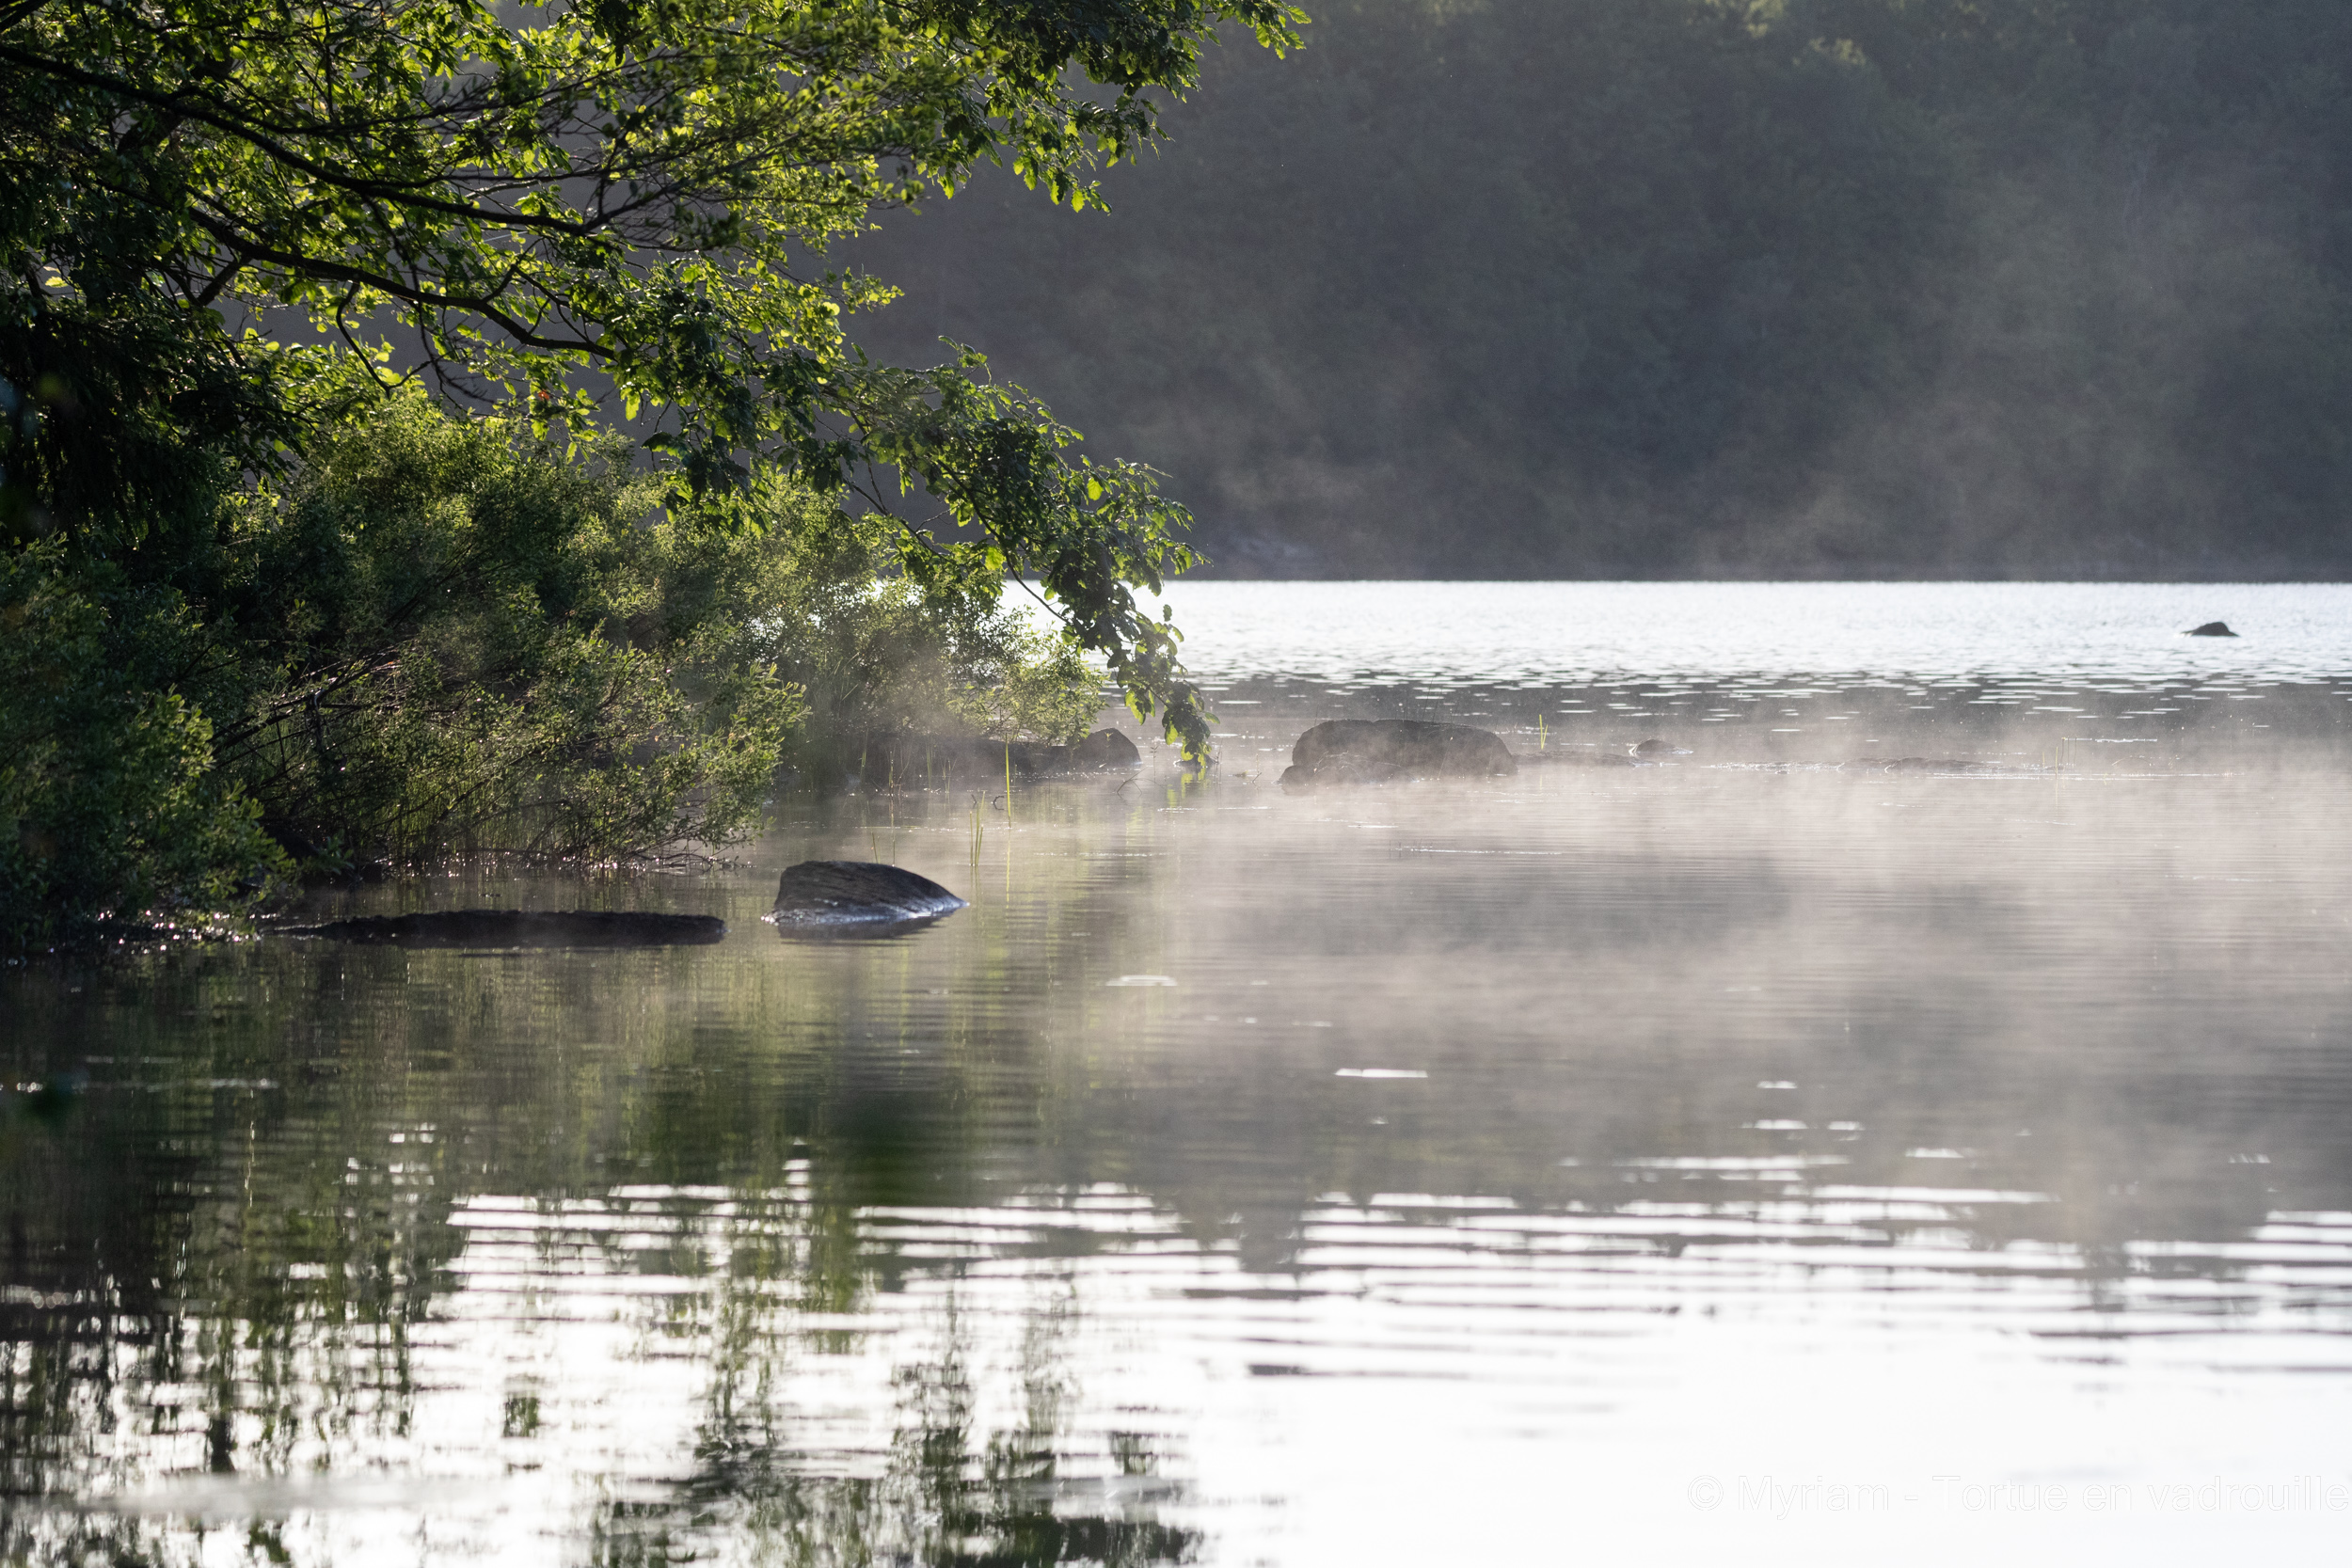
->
[[0, 0, 1307, 949], [5, 395, 1112, 951]]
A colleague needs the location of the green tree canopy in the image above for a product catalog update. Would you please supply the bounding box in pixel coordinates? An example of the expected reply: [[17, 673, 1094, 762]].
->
[[0, 0, 1302, 752]]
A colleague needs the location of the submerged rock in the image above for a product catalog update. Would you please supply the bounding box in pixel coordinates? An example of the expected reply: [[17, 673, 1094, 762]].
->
[[287, 910, 727, 946], [2185, 621, 2238, 637], [1279, 720, 1516, 790], [770, 860, 967, 931], [1629, 737, 1692, 758]]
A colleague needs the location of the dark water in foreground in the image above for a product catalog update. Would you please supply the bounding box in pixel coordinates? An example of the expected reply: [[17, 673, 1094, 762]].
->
[[10, 585, 2352, 1564]]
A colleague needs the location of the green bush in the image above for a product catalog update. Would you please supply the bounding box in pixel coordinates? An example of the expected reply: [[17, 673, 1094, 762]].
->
[[194, 394, 1102, 861], [2, 390, 1110, 944], [744, 493, 1102, 787], [0, 547, 288, 946], [187, 394, 806, 869]]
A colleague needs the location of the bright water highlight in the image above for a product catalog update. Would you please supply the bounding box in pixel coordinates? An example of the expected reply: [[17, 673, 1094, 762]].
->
[[8, 583, 2352, 1565]]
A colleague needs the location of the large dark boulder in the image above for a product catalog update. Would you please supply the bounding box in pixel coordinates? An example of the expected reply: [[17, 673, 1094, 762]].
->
[[1069, 728, 1143, 770], [287, 911, 727, 946], [2185, 621, 2238, 637], [770, 860, 967, 931], [1279, 720, 1517, 790]]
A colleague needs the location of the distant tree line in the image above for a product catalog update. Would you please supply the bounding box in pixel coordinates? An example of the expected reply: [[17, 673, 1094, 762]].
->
[[847, 0, 2352, 578]]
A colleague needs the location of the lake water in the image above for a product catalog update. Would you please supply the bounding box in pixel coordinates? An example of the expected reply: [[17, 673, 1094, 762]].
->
[[8, 582, 2352, 1565]]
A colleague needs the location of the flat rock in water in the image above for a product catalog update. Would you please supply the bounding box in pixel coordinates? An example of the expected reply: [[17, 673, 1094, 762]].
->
[[1279, 720, 1516, 791], [287, 910, 726, 946], [2185, 621, 2238, 637], [771, 861, 967, 930]]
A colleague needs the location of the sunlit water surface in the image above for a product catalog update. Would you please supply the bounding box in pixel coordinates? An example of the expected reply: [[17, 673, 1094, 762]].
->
[[9, 583, 2352, 1565]]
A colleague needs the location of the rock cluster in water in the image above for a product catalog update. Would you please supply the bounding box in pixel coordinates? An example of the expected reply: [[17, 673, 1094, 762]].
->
[[1279, 720, 1517, 790], [770, 861, 968, 932], [286, 911, 727, 946]]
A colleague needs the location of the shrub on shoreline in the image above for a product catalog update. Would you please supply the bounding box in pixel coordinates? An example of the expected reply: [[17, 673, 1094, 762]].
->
[[1, 395, 1104, 950]]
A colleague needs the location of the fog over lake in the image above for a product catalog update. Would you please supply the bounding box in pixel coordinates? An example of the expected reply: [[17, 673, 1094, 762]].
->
[[8, 583, 2352, 1565]]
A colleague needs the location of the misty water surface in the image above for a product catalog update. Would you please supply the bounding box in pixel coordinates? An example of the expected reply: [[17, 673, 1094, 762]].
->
[[8, 583, 2352, 1565]]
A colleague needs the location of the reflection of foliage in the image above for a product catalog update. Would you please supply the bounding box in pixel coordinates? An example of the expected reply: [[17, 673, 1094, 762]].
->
[[0, 1062, 463, 1562], [9, 785, 2320, 1565], [591, 1283, 1199, 1568], [0, 913, 1202, 1568]]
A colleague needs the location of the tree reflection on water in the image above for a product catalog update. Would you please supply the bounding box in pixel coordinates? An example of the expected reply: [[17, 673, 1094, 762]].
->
[[11, 715, 2352, 1560]]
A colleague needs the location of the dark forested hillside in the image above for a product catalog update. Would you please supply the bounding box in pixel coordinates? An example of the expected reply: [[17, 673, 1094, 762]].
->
[[841, 0, 2352, 578]]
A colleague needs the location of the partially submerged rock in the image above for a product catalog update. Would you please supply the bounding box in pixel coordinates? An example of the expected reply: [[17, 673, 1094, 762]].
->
[[1069, 728, 1143, 769], [1279, 720, 1516, 790], [770, 860, 967, 932], [1629, 737, 1692, 758], [287, 910, 727, 946], [2185, 621, 2238, 637]]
